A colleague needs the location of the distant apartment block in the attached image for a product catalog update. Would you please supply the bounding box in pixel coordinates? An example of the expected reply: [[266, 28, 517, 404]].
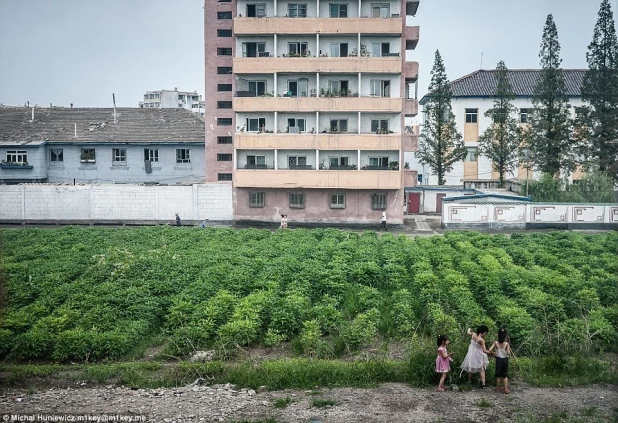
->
[[0, 107, 205, 185], [410, 69, 586, 186], [204, 0, 421, 225], [139, 88, 205, 117]]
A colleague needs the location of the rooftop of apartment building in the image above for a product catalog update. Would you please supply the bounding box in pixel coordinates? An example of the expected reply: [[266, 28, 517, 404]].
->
[[0, 107, 205, 145], [420, 69, 587, 104]]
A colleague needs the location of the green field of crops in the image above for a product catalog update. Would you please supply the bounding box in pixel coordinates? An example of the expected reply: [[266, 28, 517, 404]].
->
[[0, 227, 617, 362]]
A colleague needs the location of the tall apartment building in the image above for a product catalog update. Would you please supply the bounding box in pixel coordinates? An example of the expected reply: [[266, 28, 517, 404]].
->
[[411, 69, 586, 186], [140, 89, 205, 117], [205, 0, 420, 224]]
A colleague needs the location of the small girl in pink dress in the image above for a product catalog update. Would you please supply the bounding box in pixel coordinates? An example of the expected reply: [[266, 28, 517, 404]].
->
[[436, 335, 454, 392]]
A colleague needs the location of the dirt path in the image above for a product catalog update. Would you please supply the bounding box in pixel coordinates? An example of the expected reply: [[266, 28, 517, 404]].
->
[[1, 382, 616, 422]]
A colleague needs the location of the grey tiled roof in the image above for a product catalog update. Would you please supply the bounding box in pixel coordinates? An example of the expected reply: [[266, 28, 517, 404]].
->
[[420, 69, 587, 104], [0, 107, 205, 144]]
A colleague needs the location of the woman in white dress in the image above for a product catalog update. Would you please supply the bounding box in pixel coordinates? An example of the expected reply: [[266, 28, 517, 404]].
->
[[460, 325, 494, 388]]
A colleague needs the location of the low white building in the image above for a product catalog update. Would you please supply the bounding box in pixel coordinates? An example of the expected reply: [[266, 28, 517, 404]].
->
[[139, 88, 205, 117], [408, 69, 586, 186]]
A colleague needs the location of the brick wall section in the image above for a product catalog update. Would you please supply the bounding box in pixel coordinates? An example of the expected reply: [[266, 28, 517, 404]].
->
[[0, 186, 24, 219], [0, 184, 233, 222]]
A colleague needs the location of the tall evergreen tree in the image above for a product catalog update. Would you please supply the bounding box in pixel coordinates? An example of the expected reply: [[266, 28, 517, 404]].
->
[[580, 0, 618, 183], [478, 61, 521, 188], [522, 14, 574, 176], [416, 50, 466, 185]]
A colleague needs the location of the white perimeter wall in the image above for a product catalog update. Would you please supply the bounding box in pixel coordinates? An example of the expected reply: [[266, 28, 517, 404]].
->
[[0, 184, 233, 222]]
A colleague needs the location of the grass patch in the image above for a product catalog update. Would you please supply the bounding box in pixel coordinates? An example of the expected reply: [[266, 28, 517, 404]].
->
[[581, 406, 598, 417], [272, 397, 293, 409], [311, 398, 338, 408], [474, 399, 492, 408]]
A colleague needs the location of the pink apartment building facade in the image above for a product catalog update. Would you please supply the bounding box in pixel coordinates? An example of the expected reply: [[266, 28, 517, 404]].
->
[[205, 0, 420, 225]]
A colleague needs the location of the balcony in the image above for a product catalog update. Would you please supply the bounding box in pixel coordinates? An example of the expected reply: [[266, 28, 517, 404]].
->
[[404, 98, 418, 117], [235, 133, 402, 150], [234, 169, 402, 189], [234, 96, 402, 112], [406, 0, 420, 16], [234, 17, 403, 35], [404, 26, 420, 50], [244, 164, 271, 169], [402, 134, 418, 152], [0, 162, 33, 169], [404, 61, 419, 82], [233, 56, 402, 74]]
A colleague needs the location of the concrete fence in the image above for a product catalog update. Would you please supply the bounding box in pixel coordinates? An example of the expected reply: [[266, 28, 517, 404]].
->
[[0, 184, 233, 224], [442, 201, 618, 230]]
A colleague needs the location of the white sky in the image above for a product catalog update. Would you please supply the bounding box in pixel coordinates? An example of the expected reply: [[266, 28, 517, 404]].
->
[[0, 0, 609, 107]]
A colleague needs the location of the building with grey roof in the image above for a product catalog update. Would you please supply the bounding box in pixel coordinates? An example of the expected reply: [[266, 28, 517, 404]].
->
[[0, 106, 205, 184], [407, 69, 586, 187]]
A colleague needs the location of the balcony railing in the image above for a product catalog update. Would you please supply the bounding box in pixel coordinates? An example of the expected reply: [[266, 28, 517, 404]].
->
[[363, 166, 390, 170], [329, 165, 355, 170], [288, 164, 314, 170], [244, 164, 271, 169]]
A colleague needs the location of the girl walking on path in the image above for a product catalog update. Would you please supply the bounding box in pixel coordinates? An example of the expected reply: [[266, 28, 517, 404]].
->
[[460, 325, 494, 388], [436, 335, 454, 392], [489, 328, 511, 394]]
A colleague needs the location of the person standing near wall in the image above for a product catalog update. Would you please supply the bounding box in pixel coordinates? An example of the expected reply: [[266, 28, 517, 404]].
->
[[175, 213, 181, 226], [380, 210, 388, 231]]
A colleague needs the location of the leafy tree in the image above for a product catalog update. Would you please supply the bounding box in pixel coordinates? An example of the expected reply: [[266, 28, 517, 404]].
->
[[527, 168, 615, 202], [522, 15, 574, 176], [416, 50, 466, 185], [579, 0, 618, 183], [478, 61, 521, 187]]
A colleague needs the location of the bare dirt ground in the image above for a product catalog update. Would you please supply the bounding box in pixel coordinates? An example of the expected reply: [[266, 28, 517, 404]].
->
[[1, 382, 616, 423]]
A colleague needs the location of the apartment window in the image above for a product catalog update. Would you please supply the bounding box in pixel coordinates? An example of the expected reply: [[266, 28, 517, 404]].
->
[[246, 4, 266, 17], [218, 118, 233, 126], [330, 193, 345, 209], [242, 42, 266, 57], [217, 101, 233, 109], [465, 147, 478, 162], [249, 192, 265, 208], [328, 80, 349, 94], [288, 3, 307, 17], [287, 118, 306, 132], [288, 42, 308, 56], [217, 11, 232, 19], [218, 84, 233, 92], [329, 157, 349, 168], [372, 3, 390, 17], [330, 42, 348, 57], [329, 3, 347, 17], [288, 78, 309, 97], [176, 149, 191, 163], [218, 136, 233, 144], [5, 150, 28, 164], [288, 156, 308, 169], [330, 119, 348, 132], [217, 48, 233, 56], [370, 80, 391, 97], [371, 193, 387, 210], [144, 148, 159, 162], [289, 193, 305, 208], [371, 119, 389, 132], [217, 153, 233, 161], [217, 66, 233, 74], [218, 173, 233, 181], [217, 29, 232, 37], [520, 108, 530, 123], [50, 148, 63, 162], [247, 155, 266, 167], [369, 157, 389, 168], [248, 80, 267, 96], [112, 148, 127, 165], [80, 148, 96, 163], [465, 108, 478, 123], [372, 42, 390, 57], [247, 117, 266, 132]]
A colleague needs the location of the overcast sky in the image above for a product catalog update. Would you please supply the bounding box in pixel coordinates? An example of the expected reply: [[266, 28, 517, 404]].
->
[[0, 0, 609, 107]]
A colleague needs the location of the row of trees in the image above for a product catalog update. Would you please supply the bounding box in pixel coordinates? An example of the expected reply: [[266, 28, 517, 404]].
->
[[417, 0, 618, 189]]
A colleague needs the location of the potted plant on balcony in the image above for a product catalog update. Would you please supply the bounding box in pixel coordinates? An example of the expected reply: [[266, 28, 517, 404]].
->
[[359, 44, 370, 57], [350, 164, 358, 170], [349, 48, 358, 57], [319, 161, 325, 170], [1, 160, 29, 167], [404, 162, 410, 169], [389, 161, 399, 171]]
